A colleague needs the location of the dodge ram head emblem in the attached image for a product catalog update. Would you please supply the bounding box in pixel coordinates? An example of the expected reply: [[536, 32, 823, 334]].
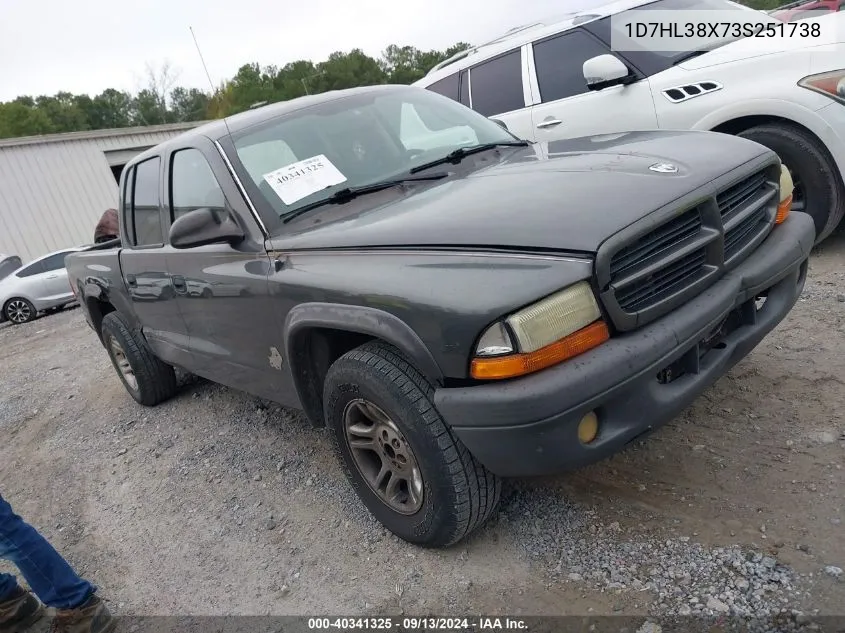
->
[[649, 162, 679, 173]]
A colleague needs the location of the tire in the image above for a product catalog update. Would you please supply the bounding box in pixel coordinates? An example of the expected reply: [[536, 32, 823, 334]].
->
[[3, 298, 36, 324], [323, 341, 501, 547], [100, 312, 177, 406], [737, 123, 845, 243]]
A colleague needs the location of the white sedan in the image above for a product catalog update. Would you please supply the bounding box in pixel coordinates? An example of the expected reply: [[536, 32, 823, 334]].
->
[[0, 247, 83, 325]]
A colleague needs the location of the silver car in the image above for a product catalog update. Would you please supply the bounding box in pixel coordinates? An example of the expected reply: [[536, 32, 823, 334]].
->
[[0, 247, 83, 325]]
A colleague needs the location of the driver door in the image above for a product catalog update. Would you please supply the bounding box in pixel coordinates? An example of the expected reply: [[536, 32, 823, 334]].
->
[[526, 29, 657, 142], [162, 140, 293, 403]]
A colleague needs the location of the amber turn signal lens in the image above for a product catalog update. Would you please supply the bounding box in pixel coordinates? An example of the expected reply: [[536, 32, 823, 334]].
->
[[776, 194, 792, 225], [470, 321, 610, 380]]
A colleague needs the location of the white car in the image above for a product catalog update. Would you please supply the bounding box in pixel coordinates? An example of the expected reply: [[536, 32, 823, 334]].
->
[[414, 0, 845, 242], [0, 247, 82, 325]]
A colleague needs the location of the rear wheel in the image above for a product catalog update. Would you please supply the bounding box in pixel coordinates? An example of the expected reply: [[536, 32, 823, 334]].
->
[[101, 312, 177, 406], [323, 341, 501, 547], [4, 298, 36, 324], [737, 123, 844, 243]]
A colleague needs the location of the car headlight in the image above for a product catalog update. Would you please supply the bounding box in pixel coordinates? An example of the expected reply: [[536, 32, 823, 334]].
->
[[777, 163, 793, 225], [471, 281, 610, 380], [798, 69, 845, 105]]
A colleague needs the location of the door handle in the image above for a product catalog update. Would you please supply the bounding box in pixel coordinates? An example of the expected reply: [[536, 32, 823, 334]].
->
[[126, 274, 137, 287], [171, 275, 188, 294], [537, 118, 563, 129], [46, 275, 59, 279]]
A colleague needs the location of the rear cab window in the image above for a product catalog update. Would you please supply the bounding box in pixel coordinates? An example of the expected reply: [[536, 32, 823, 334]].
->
[[130, 157, 164, 247]]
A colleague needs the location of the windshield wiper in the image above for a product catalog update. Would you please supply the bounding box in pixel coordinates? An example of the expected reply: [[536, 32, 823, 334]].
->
[[672, 49, 710, 65], [281, 172, 449, 224], [409, 141, 530, 174]]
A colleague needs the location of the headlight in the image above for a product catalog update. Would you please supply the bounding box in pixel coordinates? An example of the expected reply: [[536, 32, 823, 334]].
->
[[777, 163, 793, 225], [471, 281, 609, 380], [798, 69, 845, 105]]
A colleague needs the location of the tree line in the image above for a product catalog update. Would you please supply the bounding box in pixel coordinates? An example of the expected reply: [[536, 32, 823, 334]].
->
[[0, 0, 789, 141], [0, 44, 470, 140]]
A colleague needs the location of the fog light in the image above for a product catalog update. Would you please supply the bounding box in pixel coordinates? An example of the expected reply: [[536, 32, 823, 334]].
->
[[578, 411, 599, 444]]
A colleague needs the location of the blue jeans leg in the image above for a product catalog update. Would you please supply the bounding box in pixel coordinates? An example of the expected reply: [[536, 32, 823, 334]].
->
[[0, 495, 95, 609]]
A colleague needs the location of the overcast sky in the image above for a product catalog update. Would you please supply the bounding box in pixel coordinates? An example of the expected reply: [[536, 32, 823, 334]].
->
[[0, 0, 604, 102]]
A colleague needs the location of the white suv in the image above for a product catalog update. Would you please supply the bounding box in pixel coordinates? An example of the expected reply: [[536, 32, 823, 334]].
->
[[413, 0, 845, 242]]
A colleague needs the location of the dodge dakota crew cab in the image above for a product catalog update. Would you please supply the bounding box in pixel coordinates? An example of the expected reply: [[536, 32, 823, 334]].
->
[[66, 84, 814, 547]]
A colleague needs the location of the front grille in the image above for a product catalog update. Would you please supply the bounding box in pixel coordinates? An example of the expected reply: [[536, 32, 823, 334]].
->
[[610, 208, 702, 278], [600, 165, 779, 331], [717, 171, 768, 223], [725, 204, 768, 261], [615, 248, 707, 312]]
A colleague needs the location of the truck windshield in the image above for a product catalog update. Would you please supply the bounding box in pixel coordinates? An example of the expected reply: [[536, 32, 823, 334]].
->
[[227, 87, 518, 220]]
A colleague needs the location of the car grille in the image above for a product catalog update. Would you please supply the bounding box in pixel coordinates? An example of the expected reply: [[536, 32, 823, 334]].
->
[[598, 163, 780, 331]]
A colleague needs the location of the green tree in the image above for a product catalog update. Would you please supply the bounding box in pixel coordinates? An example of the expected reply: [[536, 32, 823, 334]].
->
[[0, 101, 54, 137], [170, 87, 210, 122], [34, 92, 89, 133]]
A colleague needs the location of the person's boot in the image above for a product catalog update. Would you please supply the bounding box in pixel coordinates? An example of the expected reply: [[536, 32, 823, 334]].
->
[[49, 595, 115, 633], [0, 586, 45, 633]]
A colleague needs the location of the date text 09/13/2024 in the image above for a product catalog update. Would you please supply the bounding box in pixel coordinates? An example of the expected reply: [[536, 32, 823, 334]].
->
[[307, 617, 528, 631]]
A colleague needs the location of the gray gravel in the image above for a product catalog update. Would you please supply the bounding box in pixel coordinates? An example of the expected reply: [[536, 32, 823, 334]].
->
[[500, 484, 801, 619]]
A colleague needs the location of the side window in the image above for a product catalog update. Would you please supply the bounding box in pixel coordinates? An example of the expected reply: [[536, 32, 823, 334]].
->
[[426, 73, 460, 102], [121, 166, 135, 243], [131, 157, 163, 247], [469, 50, 525, 117], [170, 149, 227, 222], [42, 251, 73, 272], [15, 261, 45, 278], [533, 30, 614, 103]]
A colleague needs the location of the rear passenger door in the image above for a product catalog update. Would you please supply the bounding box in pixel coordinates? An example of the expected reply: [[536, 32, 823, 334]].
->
[[526, 29, 657, 142], [464, 49, 534, 140], [119, 156, 194, 370], [39, 250, 76, 302]]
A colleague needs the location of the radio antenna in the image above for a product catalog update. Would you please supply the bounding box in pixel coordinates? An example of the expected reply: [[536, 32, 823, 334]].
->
[[189, 25, 234, 137]]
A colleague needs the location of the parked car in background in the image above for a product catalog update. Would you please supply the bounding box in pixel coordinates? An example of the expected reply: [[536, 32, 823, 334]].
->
[[414, 0, 845, 243], [0, 254, 22, 282], [66, 84, 812, 547], [771, 0, 842, 21], [0, 247, 82, 324]]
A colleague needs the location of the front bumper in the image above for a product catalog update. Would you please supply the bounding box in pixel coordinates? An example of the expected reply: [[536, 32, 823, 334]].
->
[[433, 213, 815, 477]]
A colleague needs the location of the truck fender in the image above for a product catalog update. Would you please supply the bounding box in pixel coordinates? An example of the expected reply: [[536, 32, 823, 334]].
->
[[283, 303, 445, 425]]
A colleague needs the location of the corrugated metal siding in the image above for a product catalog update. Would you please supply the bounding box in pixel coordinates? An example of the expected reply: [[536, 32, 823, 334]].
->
[[0, 128, 191, 262]]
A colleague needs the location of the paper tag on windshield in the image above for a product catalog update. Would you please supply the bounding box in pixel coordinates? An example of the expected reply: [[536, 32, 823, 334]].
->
[[262, 155, 347, 206]]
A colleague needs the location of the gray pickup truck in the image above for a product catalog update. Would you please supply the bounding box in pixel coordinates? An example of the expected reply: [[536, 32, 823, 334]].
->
[[66, 84, 814, 547]]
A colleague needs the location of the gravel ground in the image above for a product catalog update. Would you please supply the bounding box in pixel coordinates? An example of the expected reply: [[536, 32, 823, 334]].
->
[[1, 234, 844, 630]]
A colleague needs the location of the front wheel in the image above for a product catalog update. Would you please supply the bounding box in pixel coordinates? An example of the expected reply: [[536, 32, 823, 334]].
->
[[4, 298, 36, 324], [101, 312, 177, 406], [323, 341, 501, 547], [737, 123, 844, 243]]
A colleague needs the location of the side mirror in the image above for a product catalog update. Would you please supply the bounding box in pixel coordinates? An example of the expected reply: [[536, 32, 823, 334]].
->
[[169, 207, 244, 249], [583, 54, 634, 91], [491, 118, 509, 132]]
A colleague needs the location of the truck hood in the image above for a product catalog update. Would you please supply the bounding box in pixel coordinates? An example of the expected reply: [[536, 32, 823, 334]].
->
[[269, 130, 772, 254]]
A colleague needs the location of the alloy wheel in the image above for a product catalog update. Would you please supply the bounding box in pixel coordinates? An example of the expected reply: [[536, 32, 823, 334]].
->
[[343, 398, 424, 515], [6, 300, 32, 324], [109, 337, 138, 391]]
